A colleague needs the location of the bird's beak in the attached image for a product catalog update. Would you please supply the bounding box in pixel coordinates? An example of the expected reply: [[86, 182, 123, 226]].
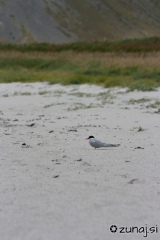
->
[[85, 138, 88, 140]]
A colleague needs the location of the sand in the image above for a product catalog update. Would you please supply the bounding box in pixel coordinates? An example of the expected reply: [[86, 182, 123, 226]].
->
[[0, 82, 160, 240]]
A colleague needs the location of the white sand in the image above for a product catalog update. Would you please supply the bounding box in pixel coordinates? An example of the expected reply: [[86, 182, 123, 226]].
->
[[0, 82, 160, 240]]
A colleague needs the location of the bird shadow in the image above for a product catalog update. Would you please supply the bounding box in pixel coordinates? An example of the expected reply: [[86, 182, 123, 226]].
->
[[95, 148, 117, 151]]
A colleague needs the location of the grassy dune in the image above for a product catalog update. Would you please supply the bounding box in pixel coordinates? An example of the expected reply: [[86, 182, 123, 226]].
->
[[0, 38, 160, 90]]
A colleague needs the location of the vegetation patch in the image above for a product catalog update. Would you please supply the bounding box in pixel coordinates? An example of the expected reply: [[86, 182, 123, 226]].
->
[[67, 103, 101, 111], [146, 100, 160, 109], [1, 37, 160, 52], [154, 108, 160, 114], [127, 98, 151, 104], [1, 39, 160, 90]]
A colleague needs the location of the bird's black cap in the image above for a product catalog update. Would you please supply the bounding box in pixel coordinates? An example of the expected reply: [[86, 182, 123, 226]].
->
[[88, 136, 95, 139]]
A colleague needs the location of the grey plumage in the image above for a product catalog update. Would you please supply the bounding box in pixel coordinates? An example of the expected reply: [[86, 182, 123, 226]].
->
[[86, 136, 120, 149]]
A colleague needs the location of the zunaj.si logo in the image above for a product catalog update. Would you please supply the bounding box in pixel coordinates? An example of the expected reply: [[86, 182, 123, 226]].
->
[[110, 225, 158, 238], [110, 225, 118, 233]]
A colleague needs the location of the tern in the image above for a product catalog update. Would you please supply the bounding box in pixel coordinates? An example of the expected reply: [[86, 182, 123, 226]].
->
[[86, 136, 120, 149]]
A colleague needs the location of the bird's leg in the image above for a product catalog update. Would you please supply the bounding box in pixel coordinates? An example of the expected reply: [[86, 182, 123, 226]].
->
[[95, 147, 96, 150]]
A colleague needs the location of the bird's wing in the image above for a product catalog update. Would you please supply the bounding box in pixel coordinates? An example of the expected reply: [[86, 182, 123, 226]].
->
[[94, 139, 107, 148], [103, 143, 120, 147], [90, 139, 120, 148]]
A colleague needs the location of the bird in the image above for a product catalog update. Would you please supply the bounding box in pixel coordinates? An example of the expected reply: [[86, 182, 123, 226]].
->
[[85, 136, 120, 149]]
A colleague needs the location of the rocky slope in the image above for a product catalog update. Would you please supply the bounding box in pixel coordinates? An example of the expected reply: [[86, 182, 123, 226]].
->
[[0, 0, 160, 44]]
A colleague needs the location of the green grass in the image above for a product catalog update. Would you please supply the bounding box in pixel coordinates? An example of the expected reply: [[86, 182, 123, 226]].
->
[[0, 57, 160, 90], [146, 100, 160, 109], [1, 38, 160, 90], [155, 108, 160, 114], [145, 100, 160, 113], [127, 98, 151, 104], [1, 37, 160, 52], [67, 103, 100, 111]]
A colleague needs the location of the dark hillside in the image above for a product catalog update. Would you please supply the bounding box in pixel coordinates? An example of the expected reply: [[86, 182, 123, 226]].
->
[[0, 0, 160, 44]]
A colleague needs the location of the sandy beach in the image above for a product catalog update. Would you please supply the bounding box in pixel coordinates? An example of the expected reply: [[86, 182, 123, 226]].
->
[[0, 82, 160, 240]]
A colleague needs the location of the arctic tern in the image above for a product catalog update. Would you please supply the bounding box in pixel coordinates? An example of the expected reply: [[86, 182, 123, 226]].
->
[[86, 136, 120, 149]]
